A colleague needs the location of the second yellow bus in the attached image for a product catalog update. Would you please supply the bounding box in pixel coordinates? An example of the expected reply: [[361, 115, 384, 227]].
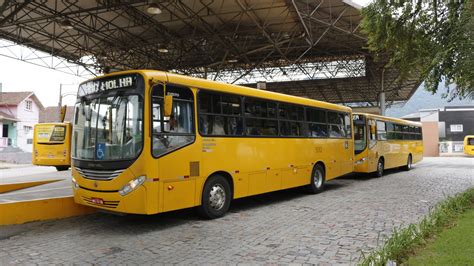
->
[[33, 122, 72, 171], [353, 113, 423, 177]]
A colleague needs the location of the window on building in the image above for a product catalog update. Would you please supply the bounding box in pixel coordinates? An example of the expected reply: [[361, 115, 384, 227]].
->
[[23, 125, 33, 134], [25, 100, 33, 111], [27, 139, 33, 144], [450, 124, 463, 132]]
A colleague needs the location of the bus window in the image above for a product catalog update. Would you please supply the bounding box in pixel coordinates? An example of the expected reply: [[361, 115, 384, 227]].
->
[[376, 121, 387, 140], [152, 85, 195, 157], [307, 108, 327, 137], [344, 114, 352, 138], [328, 112, 346, 138], [368, 119, 377, 149], [279, 103, 306, 137], [199, 91, 243, 136]]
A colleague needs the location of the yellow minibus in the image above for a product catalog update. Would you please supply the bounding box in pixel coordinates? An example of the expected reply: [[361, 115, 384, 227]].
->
[[71, 70, 354, 218], [33, 122, 72, 171], [353, 113, 423, 177], [464, 135, 474, 156]]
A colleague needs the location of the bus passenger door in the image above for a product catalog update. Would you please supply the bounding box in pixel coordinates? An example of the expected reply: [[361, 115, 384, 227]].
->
[[367, 119, 378, 172]]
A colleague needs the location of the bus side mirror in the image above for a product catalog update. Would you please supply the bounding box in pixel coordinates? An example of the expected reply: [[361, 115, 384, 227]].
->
[[164, 95, 173, 117]]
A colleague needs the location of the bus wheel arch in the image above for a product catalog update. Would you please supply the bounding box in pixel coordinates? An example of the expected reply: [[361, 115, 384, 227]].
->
[[197, 171, 233, 219], [307, 162, 326, 194]]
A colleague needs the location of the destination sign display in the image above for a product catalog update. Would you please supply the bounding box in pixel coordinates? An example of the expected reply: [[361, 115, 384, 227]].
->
[[78, 75, 136, 97]]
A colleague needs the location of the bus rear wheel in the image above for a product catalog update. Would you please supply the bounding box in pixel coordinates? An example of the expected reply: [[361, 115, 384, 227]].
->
[[374, 158, 384, 177], [402, 155, 412, 171], [307, 164, 325, 194], [55, 166, 69, 171], [198, 175, 231, 219]]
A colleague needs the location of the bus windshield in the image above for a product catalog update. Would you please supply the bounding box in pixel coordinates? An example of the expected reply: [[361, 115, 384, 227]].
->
[[72, 94, 143, 161], [468, 138, 474, 146], [353, 114, 367, 154]]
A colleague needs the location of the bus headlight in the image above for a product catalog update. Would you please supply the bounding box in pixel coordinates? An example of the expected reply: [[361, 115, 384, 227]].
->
[[119, 176, 146, 196], [72, 177, 79, 190]]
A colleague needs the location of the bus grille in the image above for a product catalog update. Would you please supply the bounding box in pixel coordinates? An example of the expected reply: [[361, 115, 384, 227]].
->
[[75, 167, 125, 180], [82, 197, 119, 209]]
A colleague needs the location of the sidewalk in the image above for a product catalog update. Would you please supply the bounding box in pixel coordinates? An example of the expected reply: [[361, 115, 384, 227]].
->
[[0, 161, 32, 170]]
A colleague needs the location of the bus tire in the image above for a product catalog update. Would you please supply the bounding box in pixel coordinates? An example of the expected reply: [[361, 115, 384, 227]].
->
[[403, 154, 412, 171], [198, 175, 231, 219], [307, 164, 325, 194], [55, 166, 69, 171], [374, 158, 384, 177]]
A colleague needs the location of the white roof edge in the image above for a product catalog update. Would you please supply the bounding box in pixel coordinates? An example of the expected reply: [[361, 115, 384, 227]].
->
[[343, 0, 362, 10]]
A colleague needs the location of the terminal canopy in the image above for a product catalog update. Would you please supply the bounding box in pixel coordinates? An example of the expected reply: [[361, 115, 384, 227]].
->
[[0, 0, 420, 104]]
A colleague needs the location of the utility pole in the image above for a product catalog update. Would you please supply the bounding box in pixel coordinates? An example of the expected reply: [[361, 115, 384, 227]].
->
[[379, 68, 386, 116], [58, 84, 63, 122]]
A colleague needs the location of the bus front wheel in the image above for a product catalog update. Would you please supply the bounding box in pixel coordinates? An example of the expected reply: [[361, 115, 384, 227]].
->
[[307, 164, 325, 194], [198, 175, 231, 219], [374, 158, 384, 177]]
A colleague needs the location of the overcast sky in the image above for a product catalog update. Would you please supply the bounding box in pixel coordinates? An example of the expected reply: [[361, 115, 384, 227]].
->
[[0, 0, 373, 108]]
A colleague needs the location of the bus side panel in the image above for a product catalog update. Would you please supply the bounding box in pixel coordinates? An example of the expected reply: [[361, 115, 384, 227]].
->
[[199, 137, 338, 200], [367, 142, 380, 173], [354, 149, 369, 173], [157, 138, 201, 212], [413, 140, 424, 163], [382, 140, 396, 169]]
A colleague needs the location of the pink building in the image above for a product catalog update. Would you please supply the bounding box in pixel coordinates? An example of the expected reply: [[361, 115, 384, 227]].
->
[[0, 91, 44, 152]]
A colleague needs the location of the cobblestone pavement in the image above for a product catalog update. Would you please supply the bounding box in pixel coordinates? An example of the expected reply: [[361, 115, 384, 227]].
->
[[1, 157, 473, 264]]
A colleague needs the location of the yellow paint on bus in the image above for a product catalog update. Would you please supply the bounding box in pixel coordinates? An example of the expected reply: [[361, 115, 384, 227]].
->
[[33, 122, 71, 171], [464, 135, 474, 156], [353, 113, 423, 176], [71, 70, 354, 218]]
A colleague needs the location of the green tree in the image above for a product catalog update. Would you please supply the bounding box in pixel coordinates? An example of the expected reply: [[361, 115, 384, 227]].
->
[[361, 0, 474, 99]]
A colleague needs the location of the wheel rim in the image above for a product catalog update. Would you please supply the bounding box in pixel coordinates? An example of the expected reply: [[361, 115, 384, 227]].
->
[[313, 169, 323, 188], [378, 161, 383, 175], [408, 157, 412, 169], [209, 184, 226, 211]]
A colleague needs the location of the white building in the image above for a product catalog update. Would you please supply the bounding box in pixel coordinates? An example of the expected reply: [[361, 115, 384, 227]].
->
[[0, 91, 44, 152]]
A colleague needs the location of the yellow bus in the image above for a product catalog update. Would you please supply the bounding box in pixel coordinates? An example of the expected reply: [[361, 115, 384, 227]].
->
[[33, 122, 72, 171], [464, 135, 474, 156], [353, 113, 423, 177], [71, 70, 354, 218]]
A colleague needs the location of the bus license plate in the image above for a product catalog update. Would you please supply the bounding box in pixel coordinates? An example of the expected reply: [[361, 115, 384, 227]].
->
[[91, 198, 104, 204]]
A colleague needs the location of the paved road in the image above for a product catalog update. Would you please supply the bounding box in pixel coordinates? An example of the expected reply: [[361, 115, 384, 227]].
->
[[0, 157, 473, 264]]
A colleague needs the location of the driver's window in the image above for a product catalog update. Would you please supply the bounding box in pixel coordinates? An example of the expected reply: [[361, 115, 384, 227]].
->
[[151, 84, 195, 157], [368, 119, 377, 149]]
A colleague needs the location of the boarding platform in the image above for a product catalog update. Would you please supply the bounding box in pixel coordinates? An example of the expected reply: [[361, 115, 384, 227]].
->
[[0, 165, 94, 225]]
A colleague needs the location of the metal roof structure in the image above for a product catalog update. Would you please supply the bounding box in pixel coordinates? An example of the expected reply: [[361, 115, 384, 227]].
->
[[0, 0, 421, 104]]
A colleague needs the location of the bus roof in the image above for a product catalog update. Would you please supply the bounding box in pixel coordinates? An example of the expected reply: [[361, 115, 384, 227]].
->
[[354, 112, 422, 127], [87, 69, 352, 113]]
